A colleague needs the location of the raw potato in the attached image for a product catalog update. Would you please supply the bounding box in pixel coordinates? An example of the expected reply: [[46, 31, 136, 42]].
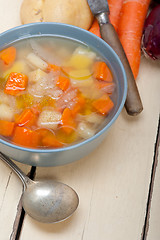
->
[[20, 0, 93, 30]]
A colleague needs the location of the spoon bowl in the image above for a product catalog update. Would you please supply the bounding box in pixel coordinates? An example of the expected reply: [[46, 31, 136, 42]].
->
[[0, 152, 79, 223], [22, 180, 79, 223]]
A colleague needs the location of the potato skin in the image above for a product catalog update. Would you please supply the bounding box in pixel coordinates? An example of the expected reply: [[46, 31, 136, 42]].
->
[[20, 0, 43, 24], [20, 0, 93, 30]]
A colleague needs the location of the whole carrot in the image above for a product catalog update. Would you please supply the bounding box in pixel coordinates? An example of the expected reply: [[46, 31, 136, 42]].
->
[[89, 0, 123, 37], [108, 0, 123, 31], [89, 18, 101, 38], [118, 0, 151, 78]]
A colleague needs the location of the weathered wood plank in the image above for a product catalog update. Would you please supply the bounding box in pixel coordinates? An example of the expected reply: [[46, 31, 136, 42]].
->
[[146, 133, 160, 240], [19, 57, 160, 240]]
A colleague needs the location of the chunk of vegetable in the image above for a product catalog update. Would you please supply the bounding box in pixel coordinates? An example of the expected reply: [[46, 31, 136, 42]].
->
[[47, 63, 61, 72], [37, 109, 61, 130], [72, 94, 86, 117], [61, 108, 76, 134], [56, 76, 70, 91], [73, 47, 96, 60], [84, 112, 104, 124], [77, 122, 95, 139], [3, 60, 29, 79], [12, 126, 39, 148], [67, 54, 93, 69], [28, 69, 48, 83], [93, 61, 113, 82], [0, 103, 14, 121], [26, 53, 48, 71], [36, 128, 63, 148], [95, 81, 115, 95], [142, 4, 160, 60], [92, 95, 114, 115], [0, 46, 16, 65], [69, 69, 92, 80], [0, 120, 15, 136], [70, 77, 94, 88], [16, 109, 36, 127], [4, 72, 28, 96], [42, 134, 63, 148]]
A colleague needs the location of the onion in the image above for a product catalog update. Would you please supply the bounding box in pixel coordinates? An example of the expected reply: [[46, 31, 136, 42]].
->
[[142, 5, 160, 60]]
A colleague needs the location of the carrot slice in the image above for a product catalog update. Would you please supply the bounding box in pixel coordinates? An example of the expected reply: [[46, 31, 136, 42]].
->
[[47, 63, 61, 72], [72, 94, 86, 117], [4, 72, 28, 96], [16, 109, 36, 127], [92, 95, 114, 115], [42, 134, 63, 148], [0, 46, 16, 65], [12, 126, 39, 148], [61, 108, 76, 134], [56, 76, 70, 91], [93, 62, 113, 82], [0, 120, 15, 137]]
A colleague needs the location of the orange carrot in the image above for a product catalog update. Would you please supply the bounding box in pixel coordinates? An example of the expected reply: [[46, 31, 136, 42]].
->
[[108, 0, 124, 31], [95, 81, 115, 95], [42, 134, 63, 148], [61, 108, 76, 134], [12, 126, 39, 148], [72, 94, 86, 117], [89, 19, 101, 38], [89, 1, 123, 37], [93, 61, 113, 82], [118, 0, 151, 78], [56, 76, 70, 91], [47, 63, 61, 72], [92, 95, 114, 115], [16, 109, 36, 127], [0, 46, 16, 65], [0, 120, 15, 137], [4, 72, 28, 96]]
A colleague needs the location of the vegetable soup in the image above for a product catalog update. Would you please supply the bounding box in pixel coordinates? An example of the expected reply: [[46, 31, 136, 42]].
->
[[0, 37, 116, 149]]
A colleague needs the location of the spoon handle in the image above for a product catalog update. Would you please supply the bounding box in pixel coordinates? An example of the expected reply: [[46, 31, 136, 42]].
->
[[0, 152, 32, 189]]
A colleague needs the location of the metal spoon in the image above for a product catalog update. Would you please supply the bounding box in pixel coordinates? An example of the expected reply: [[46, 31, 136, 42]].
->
[[0, 152, 79, 223]]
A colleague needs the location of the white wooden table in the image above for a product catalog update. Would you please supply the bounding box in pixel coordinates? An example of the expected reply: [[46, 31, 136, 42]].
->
[[0, 1, 160, 240]]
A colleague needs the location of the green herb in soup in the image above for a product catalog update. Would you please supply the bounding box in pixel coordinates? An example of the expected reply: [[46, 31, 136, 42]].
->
[[0, 37, 116, 149]]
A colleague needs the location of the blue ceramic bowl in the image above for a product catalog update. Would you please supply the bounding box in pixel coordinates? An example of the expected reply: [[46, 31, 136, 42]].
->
[[0, 23, 127, 167]]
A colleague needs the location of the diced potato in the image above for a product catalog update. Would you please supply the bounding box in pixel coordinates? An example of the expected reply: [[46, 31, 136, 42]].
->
[[73, 47, 97, 60], [28, 69, 48, 83], [0, 103, 14, 121], [70, 77, 94, 88], [0, 91, 11, 105], [26, 53, 48, 71], [3, 60, 30, 79], [37, 109, 62, 130], [67, 54, 92, 69], [85, 113, 104, 124], [77, 122, 95, 139]]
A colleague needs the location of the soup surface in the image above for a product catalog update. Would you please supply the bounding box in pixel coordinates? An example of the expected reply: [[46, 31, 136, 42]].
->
[[0, 37, 116, 149]]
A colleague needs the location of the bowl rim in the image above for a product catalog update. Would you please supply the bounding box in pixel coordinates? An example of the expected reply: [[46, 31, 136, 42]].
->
[[0, 22, 127, 153]]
